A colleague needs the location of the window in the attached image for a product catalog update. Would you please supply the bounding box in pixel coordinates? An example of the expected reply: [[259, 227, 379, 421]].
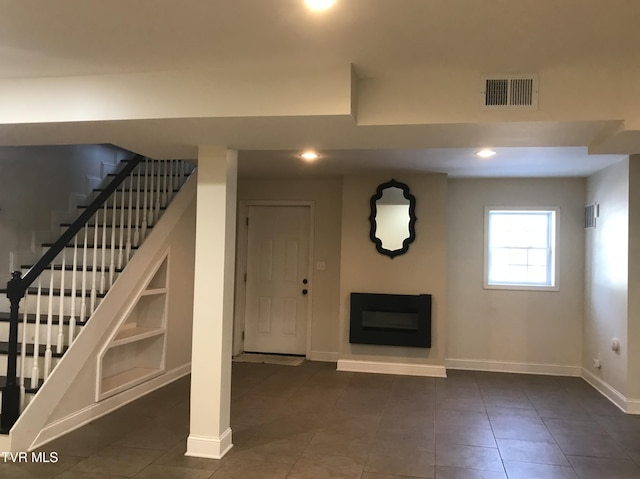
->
[[485, 208, 558, 290]]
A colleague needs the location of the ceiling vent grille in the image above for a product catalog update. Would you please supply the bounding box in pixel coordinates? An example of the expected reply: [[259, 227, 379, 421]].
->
[[584, 203, 598, 229], [481, 74, 538, 110]]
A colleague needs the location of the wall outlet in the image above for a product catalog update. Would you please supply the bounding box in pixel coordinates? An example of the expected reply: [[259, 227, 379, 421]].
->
[[611, 338, 621, 353]]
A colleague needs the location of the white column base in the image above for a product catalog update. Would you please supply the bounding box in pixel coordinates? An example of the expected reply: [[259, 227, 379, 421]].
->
[[185, 428, 233, 459]]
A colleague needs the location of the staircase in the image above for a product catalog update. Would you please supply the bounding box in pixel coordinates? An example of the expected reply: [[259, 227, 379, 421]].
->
[[0, 155, 193, 434]]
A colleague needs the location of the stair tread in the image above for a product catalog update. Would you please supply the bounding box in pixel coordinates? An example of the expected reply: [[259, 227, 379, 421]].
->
[[59, 223, 154, 228], [0, 312, 88, 326], [0, 376, 43, 393], [41, 243, 139, 250], [21, 264, 124, 273], [93, 188, 179, 192], [25, 287, 107, 298], [77, 205, 167, 210], [0, 341, 69, 358]]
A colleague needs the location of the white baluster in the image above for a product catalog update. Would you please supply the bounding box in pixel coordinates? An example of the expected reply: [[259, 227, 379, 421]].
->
[[56, 250, 66, 354], [111, 187, 119, 287], [126, 172, 134, 261], [168, 160, 175, 202], [179, 160, 185, 186], [118, 183, 127, 270], [44, 270, 54, 379], [149, 160, 156, 226], [80, 225, 88, 323], [133, 166, 142, 247], [70, 235, 78, 344], [162, 159, 168, 207], [100, 203, 108, 294], [91, 211, 99, 314], [19, 291, 28, 411], [30, 279, 42, 389], [141, 159, 149, 241], [155, 160, 161, 222]]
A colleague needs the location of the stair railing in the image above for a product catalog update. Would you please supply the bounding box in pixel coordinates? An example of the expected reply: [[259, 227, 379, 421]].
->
[[0, 154, 148, 433]]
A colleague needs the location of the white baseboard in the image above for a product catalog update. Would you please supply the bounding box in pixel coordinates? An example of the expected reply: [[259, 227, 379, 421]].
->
[[627, 399, 640, 415], [581, 367, 630, 414], [445, 358, 582, 377], [337, 359, 447, 377], [308, 351, 339, 362], [30, 363, 191, 451], [186, 428, 233, 459]]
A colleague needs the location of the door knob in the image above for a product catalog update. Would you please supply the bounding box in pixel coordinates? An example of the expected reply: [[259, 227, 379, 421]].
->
[[302, 289, 308, 295], [302, 279, 308, 284]]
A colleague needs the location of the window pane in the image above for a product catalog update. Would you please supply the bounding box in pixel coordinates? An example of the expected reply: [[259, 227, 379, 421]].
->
[[528, 248, 547, 266], [527, 266, 548, 283], [487, 209, 555, 288]]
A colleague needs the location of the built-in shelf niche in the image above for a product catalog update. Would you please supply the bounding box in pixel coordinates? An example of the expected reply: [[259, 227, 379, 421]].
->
[[96, 253, 169, 401]]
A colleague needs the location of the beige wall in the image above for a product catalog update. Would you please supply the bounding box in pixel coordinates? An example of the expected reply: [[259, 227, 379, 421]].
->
[[339, 174, 448, 365], [584, 161, 629, 395], [447, 178, 585, 371], [628, 157, 640, 400], [0, 144, 128, 284], [237, 177, 343, 357]]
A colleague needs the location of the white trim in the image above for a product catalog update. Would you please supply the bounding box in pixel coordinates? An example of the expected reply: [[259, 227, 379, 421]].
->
[[309, 351, 339, 362], [186, 428, 233, 459], [446, 358, 581, 377], [337, 359, 447, 377], [235, 201, 315, 358], [581, 368, 628, 413], [484, 206, 560, 292], [30, 363, 191, 451], [627, 399, 640, 415]]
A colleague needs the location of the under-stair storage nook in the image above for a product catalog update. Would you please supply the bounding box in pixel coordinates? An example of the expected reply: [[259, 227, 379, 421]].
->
[[96, 254, 169, 401]]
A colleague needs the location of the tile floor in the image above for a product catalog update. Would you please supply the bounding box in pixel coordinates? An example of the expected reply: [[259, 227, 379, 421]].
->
[[5, 361, 640, 478]]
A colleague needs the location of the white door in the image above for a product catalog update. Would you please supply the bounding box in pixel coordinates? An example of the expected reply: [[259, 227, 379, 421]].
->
[[243, 205, 310, 355]]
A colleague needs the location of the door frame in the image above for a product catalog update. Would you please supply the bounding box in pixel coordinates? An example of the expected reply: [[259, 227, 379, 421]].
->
[[233, 200, 315, 357]]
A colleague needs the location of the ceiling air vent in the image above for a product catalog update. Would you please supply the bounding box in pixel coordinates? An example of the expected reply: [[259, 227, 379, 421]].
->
[[584, 203, 598, 229], [481, 74, 538, 110]]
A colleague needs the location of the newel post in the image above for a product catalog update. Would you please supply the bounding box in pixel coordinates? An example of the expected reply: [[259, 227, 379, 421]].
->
[[1, 271, 25, 433]]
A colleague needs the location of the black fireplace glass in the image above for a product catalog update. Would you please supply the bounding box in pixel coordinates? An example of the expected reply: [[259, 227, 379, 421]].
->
[[362, 311, 419, 331], [350, 292, 431, 348]]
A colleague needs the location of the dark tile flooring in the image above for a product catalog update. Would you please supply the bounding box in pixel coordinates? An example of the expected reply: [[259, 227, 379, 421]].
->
[[4, 361, 640, 478]]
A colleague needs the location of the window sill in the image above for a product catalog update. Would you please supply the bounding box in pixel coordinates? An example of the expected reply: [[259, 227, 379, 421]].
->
[[483, 283, 559, 292]]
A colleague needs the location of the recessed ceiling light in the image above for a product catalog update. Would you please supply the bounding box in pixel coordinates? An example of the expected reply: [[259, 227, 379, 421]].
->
[[477, 149, 496, 158], [305, 0, 336, 12], [300, 150, 319, 161]]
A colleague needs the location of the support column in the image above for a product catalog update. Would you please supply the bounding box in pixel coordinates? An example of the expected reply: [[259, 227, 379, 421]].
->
[[186, 146, 237, 458]]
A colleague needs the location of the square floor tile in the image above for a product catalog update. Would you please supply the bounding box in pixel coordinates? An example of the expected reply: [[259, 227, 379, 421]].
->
[[71, 446, 164, 477], [568, 455, 640, 479], [497, 438, 569, 466], [365, 446, 435, 478], [435, 444, 504, 472], [288, 454, 364, 479], [503, 461, 578, 479]]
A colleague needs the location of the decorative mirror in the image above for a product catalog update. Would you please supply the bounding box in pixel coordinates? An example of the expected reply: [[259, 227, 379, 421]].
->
[[369, 179, 417, 258]]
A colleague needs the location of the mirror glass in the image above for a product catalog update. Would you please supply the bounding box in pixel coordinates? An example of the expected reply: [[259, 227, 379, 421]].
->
[[369, 180, 416, 258]]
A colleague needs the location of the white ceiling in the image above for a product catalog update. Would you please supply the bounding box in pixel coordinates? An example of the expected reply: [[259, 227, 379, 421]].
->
[[2, 0, 638, 79], [0, 0, 637, 177], [238, 147, 626, 178]]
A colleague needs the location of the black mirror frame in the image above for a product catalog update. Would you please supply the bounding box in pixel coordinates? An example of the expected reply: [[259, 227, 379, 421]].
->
[[369, 179, 417, 258]]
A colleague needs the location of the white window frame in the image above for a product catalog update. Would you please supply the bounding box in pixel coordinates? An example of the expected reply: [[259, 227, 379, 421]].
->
[[484, 206, 559, 291]]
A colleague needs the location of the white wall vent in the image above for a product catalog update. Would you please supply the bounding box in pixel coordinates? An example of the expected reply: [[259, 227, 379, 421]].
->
[[584, 203, 598, 229], [481, 74, 538, 110]]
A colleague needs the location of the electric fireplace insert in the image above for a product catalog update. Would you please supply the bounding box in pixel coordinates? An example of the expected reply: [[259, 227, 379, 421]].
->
[[349, 292, 432, 348]]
